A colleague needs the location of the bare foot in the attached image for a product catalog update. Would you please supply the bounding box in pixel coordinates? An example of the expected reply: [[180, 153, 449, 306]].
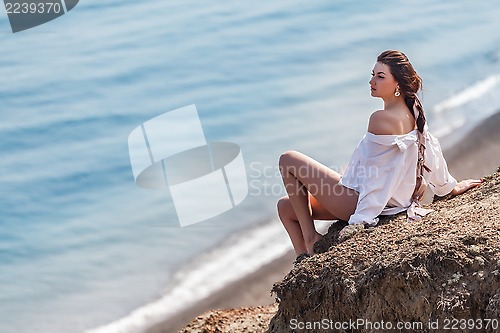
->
[[305, 232, 323, 254]]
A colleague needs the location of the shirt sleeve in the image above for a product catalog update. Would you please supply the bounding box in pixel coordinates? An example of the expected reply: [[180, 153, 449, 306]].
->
[[347, 144, 406, 226], [424, 132, 458, 196]]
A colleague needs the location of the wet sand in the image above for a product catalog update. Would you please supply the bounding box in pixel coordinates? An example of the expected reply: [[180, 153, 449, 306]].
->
[[442, 111, 500, 180]]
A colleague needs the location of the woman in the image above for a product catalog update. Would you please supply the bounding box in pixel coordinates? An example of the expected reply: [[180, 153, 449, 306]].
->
[[277, 50, 482, 257]]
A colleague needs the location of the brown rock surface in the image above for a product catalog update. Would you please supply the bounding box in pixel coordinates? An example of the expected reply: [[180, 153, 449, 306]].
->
[[180, 169, 499, 333], [178, 304, 277, 333], [269, 169, 500, 333]]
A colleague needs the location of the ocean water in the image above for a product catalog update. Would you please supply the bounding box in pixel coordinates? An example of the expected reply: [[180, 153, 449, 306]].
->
[[1, 1, 500, 332]]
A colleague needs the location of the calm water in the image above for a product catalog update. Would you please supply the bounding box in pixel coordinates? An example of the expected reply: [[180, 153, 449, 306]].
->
[[1, 1, 500, 332]]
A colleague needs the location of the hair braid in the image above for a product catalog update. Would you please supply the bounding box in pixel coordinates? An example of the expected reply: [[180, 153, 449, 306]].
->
[[404, 95, 426, 133]]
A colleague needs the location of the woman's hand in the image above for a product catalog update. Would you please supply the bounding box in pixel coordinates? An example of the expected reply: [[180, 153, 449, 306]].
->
[[450, 179, 483, 196]]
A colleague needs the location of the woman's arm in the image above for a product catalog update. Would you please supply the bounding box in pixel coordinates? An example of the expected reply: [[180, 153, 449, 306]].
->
[[424, 133, 483, 197]]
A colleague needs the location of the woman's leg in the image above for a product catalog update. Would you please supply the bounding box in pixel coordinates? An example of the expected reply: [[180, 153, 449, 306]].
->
[[277, 193, 340, 255], [278, 150, 359, 254]]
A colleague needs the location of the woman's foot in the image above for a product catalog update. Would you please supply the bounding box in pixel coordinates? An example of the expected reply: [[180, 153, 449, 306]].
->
[[305, 232, 323, 254]]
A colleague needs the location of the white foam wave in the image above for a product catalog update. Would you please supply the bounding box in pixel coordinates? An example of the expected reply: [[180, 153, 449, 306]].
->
[[431, 74, 500, 138], [84, 219, 332, 333], [434, 75, 500, 114]]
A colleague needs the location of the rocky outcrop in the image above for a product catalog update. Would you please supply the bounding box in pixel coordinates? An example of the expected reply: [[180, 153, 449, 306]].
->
[[179, 170, 500, 333], [268, 170, 500, 333]]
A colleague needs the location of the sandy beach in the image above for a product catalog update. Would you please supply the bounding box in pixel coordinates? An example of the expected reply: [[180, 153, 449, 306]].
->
[[147, 111, 500, 333], [442, 111, 500, 181]]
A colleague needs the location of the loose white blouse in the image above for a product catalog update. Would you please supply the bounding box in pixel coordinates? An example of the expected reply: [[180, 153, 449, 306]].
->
[[339, 127, 457, 226]]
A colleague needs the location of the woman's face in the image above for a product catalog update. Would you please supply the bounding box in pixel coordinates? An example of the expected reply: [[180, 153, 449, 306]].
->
[[369, 62, 399, 99]]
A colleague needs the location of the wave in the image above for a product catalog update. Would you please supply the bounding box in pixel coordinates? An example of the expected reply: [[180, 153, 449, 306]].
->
[[84, 219, 332, 333], [431, 74, 500, 138]]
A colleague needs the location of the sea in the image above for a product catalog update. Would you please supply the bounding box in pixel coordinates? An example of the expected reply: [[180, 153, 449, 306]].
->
[[1, 1, 500, 332]]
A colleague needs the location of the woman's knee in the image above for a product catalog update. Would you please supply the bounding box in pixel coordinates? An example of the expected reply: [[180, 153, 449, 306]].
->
[[276, 196, 288, 215], [277, 196, 295, 221], [279, 150, 303, 174]]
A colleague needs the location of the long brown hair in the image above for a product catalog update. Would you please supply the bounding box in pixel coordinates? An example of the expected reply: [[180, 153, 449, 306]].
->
[[377, 50, 426, 133]]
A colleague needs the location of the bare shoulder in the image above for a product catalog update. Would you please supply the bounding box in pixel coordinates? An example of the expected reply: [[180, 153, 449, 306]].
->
[[368, 110, 398, 135]]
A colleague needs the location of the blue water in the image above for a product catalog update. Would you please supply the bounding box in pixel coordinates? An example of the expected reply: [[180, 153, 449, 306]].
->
[[1, 1, 500, 332]]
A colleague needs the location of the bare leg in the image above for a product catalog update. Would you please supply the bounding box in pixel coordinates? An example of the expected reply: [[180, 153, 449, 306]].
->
[[277, 193, 339, 255], [278, 150, 359, 254], [277, 197, 307, 255]]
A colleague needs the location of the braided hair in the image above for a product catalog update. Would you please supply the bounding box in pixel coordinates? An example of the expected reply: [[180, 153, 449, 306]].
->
[[377, 50, 426, 134]]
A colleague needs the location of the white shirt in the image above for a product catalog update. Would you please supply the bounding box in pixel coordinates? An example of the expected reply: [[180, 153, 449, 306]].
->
[[339, 127, 457, 226]]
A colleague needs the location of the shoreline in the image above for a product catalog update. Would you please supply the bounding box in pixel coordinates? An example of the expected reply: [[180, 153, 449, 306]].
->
[[146, 110, 500, 333], [144, 251, 296, 333], [441, 110, 500, 180]]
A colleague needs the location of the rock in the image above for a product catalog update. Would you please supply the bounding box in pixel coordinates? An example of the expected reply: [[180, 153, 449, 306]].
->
[[486, 293, 500, 318], [178, 305, 277, 333], [268, 170, 500, 333], [178, 170, 500, 333]]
